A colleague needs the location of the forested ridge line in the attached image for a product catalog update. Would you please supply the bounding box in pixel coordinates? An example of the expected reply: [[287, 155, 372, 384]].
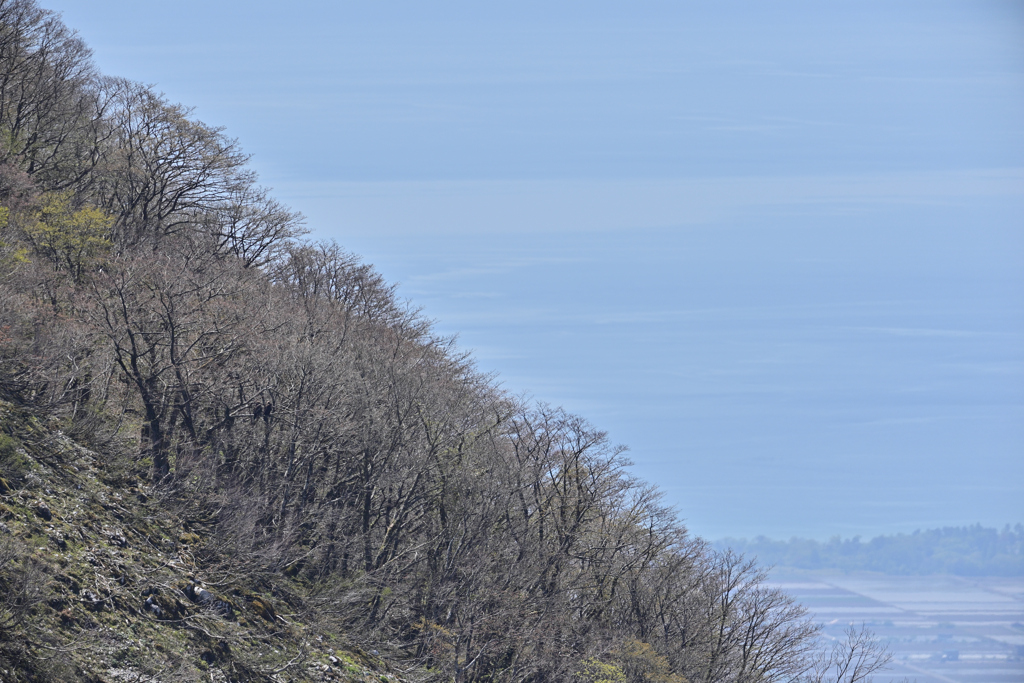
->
[[0, 1, 892, 681], [717, 524, 1024, 576]]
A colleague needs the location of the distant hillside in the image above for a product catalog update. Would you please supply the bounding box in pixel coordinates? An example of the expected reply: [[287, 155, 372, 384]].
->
[[718, 524, 1024, 576]]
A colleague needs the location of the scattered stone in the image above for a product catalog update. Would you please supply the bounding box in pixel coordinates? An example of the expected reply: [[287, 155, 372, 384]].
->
[[186, 583, 214, 604], [144, 596, 163, 618], [49, 532, 67, 551], [185, 583, 233, 617], [106, 529, 128, 547], [80, 589, 102, 611]]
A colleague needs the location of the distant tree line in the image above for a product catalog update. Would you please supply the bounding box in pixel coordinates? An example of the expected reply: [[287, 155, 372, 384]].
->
[[718, 524, 1024, 576], [0, 1, 893, 680]]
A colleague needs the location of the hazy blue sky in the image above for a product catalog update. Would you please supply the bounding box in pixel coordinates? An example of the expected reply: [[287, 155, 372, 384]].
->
[[48, 1, 1024, 539]]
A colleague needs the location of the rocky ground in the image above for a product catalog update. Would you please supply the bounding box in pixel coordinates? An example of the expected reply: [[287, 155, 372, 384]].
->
[[0, 400, 403, 683]]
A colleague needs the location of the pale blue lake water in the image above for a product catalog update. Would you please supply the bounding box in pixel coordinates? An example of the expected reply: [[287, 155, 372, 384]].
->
[[45, 0, 1024, 540], [287, 175, 1024, 540]]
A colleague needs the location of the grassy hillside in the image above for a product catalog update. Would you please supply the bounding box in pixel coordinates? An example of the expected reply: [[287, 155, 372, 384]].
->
[[0, 398, 401, 681]]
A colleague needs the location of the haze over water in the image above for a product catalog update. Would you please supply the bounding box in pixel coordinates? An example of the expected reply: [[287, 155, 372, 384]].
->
[[51, 1, 1024, 539]]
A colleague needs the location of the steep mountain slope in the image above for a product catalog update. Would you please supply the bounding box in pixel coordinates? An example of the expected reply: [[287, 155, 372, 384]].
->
[[0, 398, 402, 681], [0, 2, 891, 682]]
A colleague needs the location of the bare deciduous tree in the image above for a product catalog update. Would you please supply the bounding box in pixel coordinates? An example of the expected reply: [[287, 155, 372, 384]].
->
[[94, 79, 250, 246], [802, 625, 893, 683]]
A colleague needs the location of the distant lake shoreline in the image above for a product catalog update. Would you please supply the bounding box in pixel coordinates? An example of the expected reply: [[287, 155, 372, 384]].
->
[[716, 524, 1024, 577]]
